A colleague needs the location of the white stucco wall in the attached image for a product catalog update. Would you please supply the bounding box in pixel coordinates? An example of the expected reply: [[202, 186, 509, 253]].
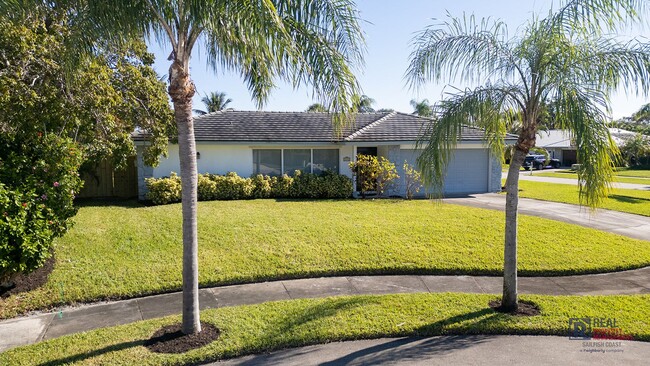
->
[[153, 144, 254, 178]]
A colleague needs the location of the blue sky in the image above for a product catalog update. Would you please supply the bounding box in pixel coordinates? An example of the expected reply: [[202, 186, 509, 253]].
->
[[146, 0, 650, 119]]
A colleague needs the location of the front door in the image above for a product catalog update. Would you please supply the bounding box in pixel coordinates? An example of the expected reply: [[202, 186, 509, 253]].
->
[[354, 147, 378, 194]]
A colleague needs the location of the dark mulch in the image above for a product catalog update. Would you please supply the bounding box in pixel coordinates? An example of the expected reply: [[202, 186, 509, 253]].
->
[[145, 322, 220, 354], [489, 299, 541, 316], [0, 255, 55, 298]]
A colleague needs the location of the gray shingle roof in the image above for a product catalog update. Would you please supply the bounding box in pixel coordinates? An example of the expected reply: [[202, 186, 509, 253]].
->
[[192, 110, 381, 142], [136, 110, 512, 143]]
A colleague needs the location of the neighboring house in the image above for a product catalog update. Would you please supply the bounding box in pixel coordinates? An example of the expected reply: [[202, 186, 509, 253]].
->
[[134, 110, 508, 200], [535, 130, 577, 166], [608, 127, 638, 145]]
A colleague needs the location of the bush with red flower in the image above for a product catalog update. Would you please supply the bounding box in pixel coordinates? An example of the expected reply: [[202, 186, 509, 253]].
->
[[0, 131, 83, 286]]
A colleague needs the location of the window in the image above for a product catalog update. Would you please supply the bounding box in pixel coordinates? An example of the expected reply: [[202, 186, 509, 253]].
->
[[252, 148, 339, 176], [253, 149, 281, 176], [313, 149, 339, 174], [283, 149, 311, 175]]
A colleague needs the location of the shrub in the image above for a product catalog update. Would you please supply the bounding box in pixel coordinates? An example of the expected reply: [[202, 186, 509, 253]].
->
[[0, 132, 83, 286], [318, 171, 354, 198], [270, 174, 294, 197], [145, 173, 181, 205], [250, 174, 272, 199], [403, 161, 422, 200], [349, 154, 400, 197], [145, 171, 352, 204], [197, 174, 217, 201]]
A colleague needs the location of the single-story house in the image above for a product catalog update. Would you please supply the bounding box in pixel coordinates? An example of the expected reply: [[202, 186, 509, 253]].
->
[[134, 110, 508, 200], [535, 130, 577, 166]]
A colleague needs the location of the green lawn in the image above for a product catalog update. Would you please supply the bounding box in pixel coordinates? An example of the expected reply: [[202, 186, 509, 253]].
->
[[615, 167, 650, 178], [535, 170, 650, 185], [2, 293, 648, 365], [516, 180, 650, 216], [1, 199, 649, 320]]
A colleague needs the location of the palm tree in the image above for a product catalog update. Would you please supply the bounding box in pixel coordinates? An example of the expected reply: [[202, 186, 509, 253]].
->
[[407, 0, 650, 312], [194, 91, 232, 115], [632, 103, 650, 122], [307, 103, 327, 112], [357, 94, 376, 112], [12, 1, 364, 334], [410, 99, 433, 117]]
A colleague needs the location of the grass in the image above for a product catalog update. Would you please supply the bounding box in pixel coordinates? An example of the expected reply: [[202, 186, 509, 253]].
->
[[534, 170, 650, 185], [615, 167, 650, 178], [2, 293, 648, 365], [2, 199, 650, 320], [516, 180, 650, 216]]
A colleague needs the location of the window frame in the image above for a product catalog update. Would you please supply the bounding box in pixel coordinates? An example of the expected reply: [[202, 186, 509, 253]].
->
[[252, 148, 339, 176]]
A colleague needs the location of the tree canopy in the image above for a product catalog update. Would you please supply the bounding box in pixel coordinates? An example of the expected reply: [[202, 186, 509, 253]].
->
[[0, 10, 174, 169]]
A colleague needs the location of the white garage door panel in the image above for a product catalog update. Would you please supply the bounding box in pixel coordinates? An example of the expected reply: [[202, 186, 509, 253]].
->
[[400, 149, 489, 195]]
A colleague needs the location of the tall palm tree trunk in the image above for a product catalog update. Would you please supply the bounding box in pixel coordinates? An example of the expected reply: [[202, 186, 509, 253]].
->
[[502, 147, 527, 311], [169, 61, 201, 334]]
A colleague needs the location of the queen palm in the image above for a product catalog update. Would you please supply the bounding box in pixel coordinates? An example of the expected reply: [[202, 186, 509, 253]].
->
[[194, 91, 232, 115], [410, 99, 433, 117], [9, 0, 364, 334], [407, 0, 650, 311]]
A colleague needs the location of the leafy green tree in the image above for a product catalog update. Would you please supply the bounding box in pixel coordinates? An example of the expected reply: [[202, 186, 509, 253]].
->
[[621, 133, 650, 165], [307, 103, 328, 112], [407, 0, 650, 312], [0, 132, 83, 287], [194, 91, 232, 115], [632, 103, 650, 122], [377, 108, 395, 113], [410, 99, 433, 117], [6, 0, 364, 334], [0, 11, 174, 169]]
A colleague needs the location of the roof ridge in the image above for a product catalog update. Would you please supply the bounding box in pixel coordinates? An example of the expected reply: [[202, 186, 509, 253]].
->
[[345, 111, 397, 141]]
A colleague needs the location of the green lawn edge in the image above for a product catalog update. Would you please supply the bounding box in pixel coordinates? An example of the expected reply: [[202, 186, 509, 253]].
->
[[515, 180, 650, 217], [2, 199, 650, 321], [534, 171, 650, 185], [2, 293, 648, 365]]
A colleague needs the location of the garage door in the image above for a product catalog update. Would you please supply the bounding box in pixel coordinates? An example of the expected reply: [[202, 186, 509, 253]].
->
[[400, 149, 489, 195]]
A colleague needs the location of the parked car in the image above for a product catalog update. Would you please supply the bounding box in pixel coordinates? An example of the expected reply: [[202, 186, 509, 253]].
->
[[523, 154, 561, 170]]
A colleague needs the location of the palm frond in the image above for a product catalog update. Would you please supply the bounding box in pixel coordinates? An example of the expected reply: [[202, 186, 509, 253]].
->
[[416, 85, 516, 196], [406, 13, 523, 89]]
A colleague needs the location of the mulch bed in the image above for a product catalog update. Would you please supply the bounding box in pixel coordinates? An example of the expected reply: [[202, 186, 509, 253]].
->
[[489, 299, 541, 316], [0, 255, 55, 298], [145, 322, 220, 354]]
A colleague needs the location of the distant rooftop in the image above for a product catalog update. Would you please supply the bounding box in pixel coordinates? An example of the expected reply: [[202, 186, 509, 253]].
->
[[536, 130, 574, 148]]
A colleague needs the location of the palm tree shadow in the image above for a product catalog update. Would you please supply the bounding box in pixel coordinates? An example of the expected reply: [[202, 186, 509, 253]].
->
[[608, 194, 650, 204], [232, 307, 499, 366], [37, 339, 148, 366]]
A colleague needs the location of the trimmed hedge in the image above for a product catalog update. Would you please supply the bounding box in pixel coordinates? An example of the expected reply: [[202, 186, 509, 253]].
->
[[146, 171, 353, 205]]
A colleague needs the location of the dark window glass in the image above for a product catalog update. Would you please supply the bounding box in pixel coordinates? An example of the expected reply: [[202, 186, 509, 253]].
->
[[283, 149, 311, 176], [313, 149, 339, 174], [253, 149, 281, 176]]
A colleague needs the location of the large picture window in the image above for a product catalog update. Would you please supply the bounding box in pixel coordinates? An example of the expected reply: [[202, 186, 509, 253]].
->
[[252, 148, 339, 176], [253, 149, 281, 176], [283, 149, 311, 175]]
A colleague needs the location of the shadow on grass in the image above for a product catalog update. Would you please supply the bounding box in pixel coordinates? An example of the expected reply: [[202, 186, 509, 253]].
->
[[608, 194, 650, 204], [74, 198, 146, 209], [230, 306, 498, 366], [37, 339, 148, 366]]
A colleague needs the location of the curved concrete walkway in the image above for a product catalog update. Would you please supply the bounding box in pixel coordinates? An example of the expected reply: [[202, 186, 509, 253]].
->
[[1, 266, 649, 352], [213, 335, 650, 366], [444, 193, 650, 241]]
